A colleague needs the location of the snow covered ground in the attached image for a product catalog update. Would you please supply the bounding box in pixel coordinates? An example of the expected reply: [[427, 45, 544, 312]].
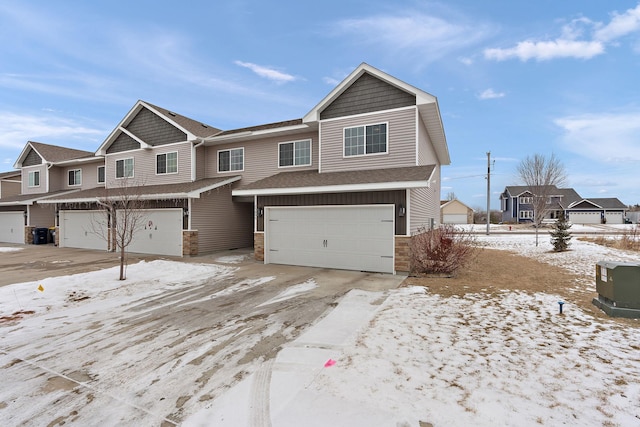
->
[[1, 230, 639, 426]]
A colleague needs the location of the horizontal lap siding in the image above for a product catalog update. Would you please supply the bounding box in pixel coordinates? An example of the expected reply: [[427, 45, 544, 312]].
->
[[0, 181, 21, 198], [60, 162, 104, 191], [48, 167, 63, 192], [105, 142, 192, 188], [418, 116, 438, 166], [205, 131, 318, 185], [21, 165, 47, 195], [191, 184, 253, 253], [257, 190, 406, 235], [30, 203, 56, 228], [409, 171, 440, 233], [195, 145, 205, 180], [320, 108, 417, 173]]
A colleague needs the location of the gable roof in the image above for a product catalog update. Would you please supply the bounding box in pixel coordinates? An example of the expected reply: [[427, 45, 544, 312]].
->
[[440, 199, 473, 211], [13, 141, 95, 169], [568, 198, 627, 210], [303, 63, 450, 166], [96, 100, 222, 155], [233, 165, 435, 196], [0, 170, 21, 180]]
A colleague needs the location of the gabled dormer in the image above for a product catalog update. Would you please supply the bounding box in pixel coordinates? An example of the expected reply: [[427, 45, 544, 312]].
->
[[96, 101, 222, 186], [13, 141, 95, 194], [304, 63, 449, 174]]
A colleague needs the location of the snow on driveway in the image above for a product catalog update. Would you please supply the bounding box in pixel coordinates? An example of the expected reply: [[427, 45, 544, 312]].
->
[[1, 231, 639, 426]]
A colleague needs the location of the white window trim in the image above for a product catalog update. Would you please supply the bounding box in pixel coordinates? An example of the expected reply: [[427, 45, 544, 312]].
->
[[156, 151, 179, 175], [115, 157, 135, 179], [28, 170, 40, 188], [519, 210, 533, 219], [68, 169, 82, 187], [343, 121, 389, 158], [97, 165, 105, 184], [217, 147, 244, 173], [519, 196, 533, 204], [278, 139, 312, 168]]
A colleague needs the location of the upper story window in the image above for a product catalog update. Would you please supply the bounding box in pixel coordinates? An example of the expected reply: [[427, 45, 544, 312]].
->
[[218, 148, 244, 172], [115, 158, 134, 179], [97, 166, 105, 184], [68, 169, 82, 186], [28, 170, 40, 187], [519, 196, 533, 204], [279, 140, 311, 167], [344, 123, 388, 157], [157, 152, 178, 175]]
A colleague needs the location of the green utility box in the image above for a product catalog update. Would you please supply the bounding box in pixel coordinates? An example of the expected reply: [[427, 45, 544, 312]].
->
[[593, 261, 640, 318]]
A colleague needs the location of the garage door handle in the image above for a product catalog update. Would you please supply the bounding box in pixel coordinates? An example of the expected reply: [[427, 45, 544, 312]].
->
[[323, 239, 327, 247], [381, 219, 393, 222], [381, 255, 393, 259]]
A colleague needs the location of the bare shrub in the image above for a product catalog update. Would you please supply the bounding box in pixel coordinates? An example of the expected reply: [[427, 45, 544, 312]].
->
[[410, 224, 480, 276], [619, 224, 640, 251]]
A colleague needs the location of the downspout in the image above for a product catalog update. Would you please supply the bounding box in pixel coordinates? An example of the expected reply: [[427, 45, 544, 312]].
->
[[191, 139, 206, 182], [46, 162, 53, 193]]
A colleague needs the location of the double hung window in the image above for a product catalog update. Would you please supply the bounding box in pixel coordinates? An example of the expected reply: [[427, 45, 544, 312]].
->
[[344, 123, 387, 157], [279, 140, 311, 167], [218, 148, 244, 172], [157, 152, 178, 174], [116, 158, 134, 178]]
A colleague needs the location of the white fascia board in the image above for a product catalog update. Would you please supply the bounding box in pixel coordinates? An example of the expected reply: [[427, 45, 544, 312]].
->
[[119, 126, 151, 149], [141, 101, 198, 140], [232, 180, 430, 197], [203, 124, 310, 144], [54, 156, 105, 166], [186, 176, 241, 198]]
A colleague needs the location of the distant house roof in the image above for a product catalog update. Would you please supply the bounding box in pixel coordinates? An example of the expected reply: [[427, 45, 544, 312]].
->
[[440, 198, 474, 211], [568, 198, 627, 210], [233, 165, 435, 196], [0, 189, 79, 206], [0, 170, 21, 180]]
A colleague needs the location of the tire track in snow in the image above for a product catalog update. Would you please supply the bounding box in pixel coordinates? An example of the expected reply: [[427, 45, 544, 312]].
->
[[249, 358, 274, 427]]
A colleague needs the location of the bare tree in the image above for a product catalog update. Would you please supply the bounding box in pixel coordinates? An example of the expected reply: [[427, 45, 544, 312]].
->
[[517, 153, 567, 246], [93, 178, 147, 280], [446, 192, 456, 201]]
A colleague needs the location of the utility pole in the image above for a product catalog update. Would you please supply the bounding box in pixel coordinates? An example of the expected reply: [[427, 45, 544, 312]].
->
[[486, 151, 491, 235]]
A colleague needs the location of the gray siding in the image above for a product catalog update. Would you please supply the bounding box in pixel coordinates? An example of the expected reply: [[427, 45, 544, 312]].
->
[[48, 167, 63, 192], [23, 148, 42, 167], [21, 165, 47, 195], [257, 190, 406, 234], [418, 115, 437, 166], [190, 184, 253, 253], [205, 131, 318, 185], [320, 107, 417, 173], [320, 72, 416, 120], [105, 142, 193, 188], [30, 203, 55, 228], [126, 107, 187, 147], [0, 180, 21, 199], [61, 161, 104, 190], [195, 145, 205, 180], [107, 132, 141, 154], [409, 167, 440, 233]]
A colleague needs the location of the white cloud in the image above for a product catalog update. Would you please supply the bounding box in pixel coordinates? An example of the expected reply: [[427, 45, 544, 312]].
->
[[0, 111, 104, 151], [234, 61, 297, 83], [331, 12, 494, 63], [594, 4, 640, 42], [485, 4, 640, 62], [554, 112, 640, 163], [478, 88, 505, 99], [322, 76, 340, 86], [484, 39, 604, 61], [458, 57, 473, 66]]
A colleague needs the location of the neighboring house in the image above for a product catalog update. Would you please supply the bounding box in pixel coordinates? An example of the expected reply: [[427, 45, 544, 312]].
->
[[500, 185, 627, 224], [0, 63, 450, 274], [0, 170, 21, 199], [440, 199, 473, 224]]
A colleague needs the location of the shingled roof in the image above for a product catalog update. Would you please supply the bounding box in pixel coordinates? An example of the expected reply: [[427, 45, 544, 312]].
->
[[143, 101, 222, 138], [28, 141, 94, 163], [234, 165, 435, 196]]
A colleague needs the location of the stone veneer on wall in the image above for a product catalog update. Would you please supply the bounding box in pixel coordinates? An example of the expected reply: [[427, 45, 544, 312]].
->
[[182, 230, 198, 256], [254, 232, 264, 261], [394, 236, 411, 273]]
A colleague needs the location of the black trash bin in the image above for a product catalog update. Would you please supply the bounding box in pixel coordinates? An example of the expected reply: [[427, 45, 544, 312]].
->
[[33, 227, 48, 245]]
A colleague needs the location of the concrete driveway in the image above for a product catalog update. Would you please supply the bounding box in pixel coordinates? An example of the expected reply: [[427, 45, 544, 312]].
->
[[0, 245, 404, 425]]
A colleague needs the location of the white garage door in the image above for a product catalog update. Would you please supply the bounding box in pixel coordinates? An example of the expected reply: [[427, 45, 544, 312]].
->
[[568, 212, 601, 224], [443, 214, 468, 224], [0, 212, 24, 244], [122, 208, 183, 257], [265, 205, 395, 274], [605, 212, 622, 224], [59, 210, 108, 251]]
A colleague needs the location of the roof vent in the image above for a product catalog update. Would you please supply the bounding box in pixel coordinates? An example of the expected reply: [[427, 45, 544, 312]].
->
[[201, 123, 208, 128], [168, 111, 177, 116]]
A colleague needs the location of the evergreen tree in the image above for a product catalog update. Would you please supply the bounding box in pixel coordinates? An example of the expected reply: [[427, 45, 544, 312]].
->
[[550, 215, 572, 252]]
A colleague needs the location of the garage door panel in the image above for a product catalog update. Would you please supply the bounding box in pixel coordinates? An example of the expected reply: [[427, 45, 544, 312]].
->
[[122, 209, 183, 257], [568, 212, 600, 224], [443, 214, 468, 224], [0, 212, 24, 244], [605, 212, 622, 224], [60, 210, 108, 251], [266, 205, 395, 274]]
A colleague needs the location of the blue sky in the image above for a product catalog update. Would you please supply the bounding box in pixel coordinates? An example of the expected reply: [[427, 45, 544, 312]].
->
[[1, 1, 639, 208]]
